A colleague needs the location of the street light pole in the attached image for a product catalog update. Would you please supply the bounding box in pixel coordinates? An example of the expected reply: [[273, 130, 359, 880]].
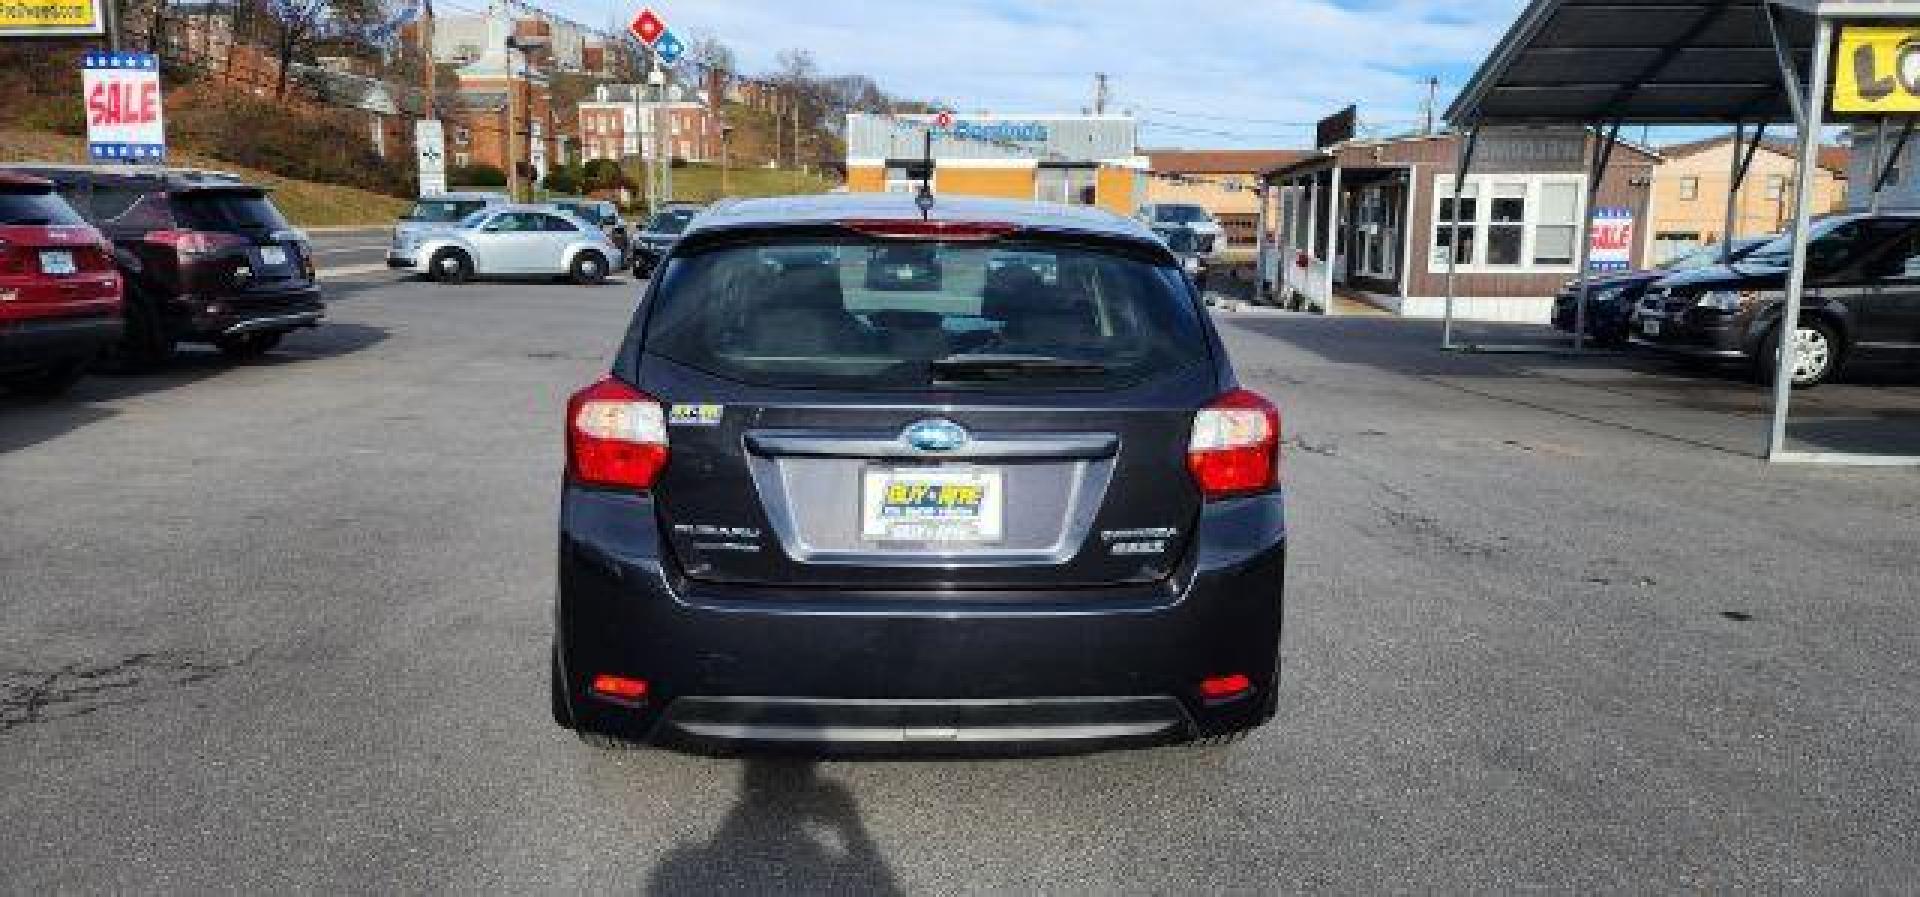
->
[[504, 33, 549, 202]]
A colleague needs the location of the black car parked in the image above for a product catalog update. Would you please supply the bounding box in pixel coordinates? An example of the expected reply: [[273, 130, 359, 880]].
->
[[628, 203, 704, 278], [554, 195, 1287, 755], [5, 165, 322, 364], [1552, 237, 1769, 346], [1634, 212, 1920, 386]]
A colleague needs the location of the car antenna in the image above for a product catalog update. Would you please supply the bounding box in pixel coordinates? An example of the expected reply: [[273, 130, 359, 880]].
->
[[915, 122, 936, 219]]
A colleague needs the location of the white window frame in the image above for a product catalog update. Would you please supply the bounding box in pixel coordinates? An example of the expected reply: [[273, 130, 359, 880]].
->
[[1428, 173, 1587, 275]]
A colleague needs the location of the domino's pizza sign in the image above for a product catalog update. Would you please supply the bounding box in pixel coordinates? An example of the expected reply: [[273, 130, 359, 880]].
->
[[83, 53, 166, 162]]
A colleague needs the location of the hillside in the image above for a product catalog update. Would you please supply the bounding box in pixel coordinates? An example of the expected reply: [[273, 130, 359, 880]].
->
[[0, 129, 411, 228], [621, 161, 839, 204]]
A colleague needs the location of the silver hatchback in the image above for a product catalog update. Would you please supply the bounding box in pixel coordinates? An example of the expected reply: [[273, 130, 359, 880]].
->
[[397, 205, 623, 285]]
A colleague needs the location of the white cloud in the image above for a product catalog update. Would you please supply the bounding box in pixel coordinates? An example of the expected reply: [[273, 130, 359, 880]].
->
[[547, 0, 1528, 147]]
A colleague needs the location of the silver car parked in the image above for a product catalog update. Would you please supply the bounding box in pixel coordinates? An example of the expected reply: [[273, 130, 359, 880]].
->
[[397, 205, 622, 285]]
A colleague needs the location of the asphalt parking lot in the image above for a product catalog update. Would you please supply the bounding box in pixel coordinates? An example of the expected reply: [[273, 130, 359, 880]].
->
[[3, 269, 1918, 891]]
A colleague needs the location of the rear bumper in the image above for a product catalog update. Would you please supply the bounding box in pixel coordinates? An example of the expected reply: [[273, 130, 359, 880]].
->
[[0, 314, 123, 372], [556, 488, 1288, 754], [175, 287, 324, 340]]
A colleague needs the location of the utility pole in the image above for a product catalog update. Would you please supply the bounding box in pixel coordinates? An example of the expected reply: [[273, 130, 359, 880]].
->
[[1094, 72, 1108, 115], [103, 0, 121, 51], [420, 0, 435, 122], [505, 43, 518, 200]]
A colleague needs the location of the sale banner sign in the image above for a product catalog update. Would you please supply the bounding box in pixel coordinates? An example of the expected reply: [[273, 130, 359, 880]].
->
[[83, 53, 167, 162], [1588, 207, 1634, 272]]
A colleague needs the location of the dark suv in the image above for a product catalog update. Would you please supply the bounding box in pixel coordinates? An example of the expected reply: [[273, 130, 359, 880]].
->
[[554, 195, 1288, 755], [1551, 237, 1768, 346], [1634, 213, 1920, 386], [8, 166, 323, 363]]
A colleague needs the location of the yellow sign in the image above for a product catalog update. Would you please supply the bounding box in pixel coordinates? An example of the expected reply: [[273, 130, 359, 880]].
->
[[0, 0, 102, 36], [1834, 25, 1920, 114]]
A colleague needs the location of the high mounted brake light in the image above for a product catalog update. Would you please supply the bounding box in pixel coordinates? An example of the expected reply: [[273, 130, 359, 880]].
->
[[566, 376, 669, 490], [838, 219, 1018, 241], [1188, 388, 1282, 500]]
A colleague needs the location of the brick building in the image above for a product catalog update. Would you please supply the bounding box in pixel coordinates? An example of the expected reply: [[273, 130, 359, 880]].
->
[[576, 83, 721, 164]]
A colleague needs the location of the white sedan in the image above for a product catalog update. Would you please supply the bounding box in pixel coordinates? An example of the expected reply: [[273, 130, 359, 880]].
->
[[395, 205, 623, 285]]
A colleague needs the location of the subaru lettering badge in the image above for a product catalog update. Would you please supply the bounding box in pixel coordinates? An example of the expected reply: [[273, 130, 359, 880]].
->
[[903, 419, 969, 453]]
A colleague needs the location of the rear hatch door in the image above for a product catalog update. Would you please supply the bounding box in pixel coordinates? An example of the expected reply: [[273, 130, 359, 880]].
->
[[0, 186, 117, 319], [631, 224, 1219, 590], [171, 187, 312, 291]]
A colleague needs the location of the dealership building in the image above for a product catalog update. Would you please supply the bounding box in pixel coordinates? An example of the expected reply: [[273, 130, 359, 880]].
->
[[844, 114, 1147, 215]]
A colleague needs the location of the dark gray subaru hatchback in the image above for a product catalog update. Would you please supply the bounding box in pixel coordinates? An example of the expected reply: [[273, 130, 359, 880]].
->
[[553, 194, 1286, 754]]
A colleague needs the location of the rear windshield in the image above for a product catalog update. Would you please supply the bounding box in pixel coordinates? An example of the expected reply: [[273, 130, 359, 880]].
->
[[0, 189, 86, 227], [1153, 205, 1209, 224], [641, 237, 1206, 390], [646, 209, 698, 234], [172, 191, 290, 232], [410, 199, 490, 222]]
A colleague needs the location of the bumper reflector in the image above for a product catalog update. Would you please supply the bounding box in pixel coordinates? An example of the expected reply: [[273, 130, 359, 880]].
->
[[1198, 673, 1253, 700], [590, 674, 649, 702]]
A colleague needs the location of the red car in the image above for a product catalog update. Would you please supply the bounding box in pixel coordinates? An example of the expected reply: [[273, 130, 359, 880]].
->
[[0, 172, 122, 397]]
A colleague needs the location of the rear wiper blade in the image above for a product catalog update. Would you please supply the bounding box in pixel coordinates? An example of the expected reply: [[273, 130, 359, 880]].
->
[[928, 354, 1109, 380]]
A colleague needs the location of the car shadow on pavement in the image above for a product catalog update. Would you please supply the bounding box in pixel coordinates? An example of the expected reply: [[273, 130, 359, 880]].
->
[[0, 322, 389, 453], [645, 759, 902, 896], [1224, 314, 1920, 456]]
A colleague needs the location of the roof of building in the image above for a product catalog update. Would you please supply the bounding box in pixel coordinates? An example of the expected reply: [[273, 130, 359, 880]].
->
[[1657, 134, 1850, 176], [689, 194, 1162, 246], [1257, 130, 1661, 179], [1144, 149, 1312, 174]]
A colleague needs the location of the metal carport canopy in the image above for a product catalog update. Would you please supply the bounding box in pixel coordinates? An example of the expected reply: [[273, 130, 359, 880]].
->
[[1441, 0, 1920, 465], [1447, 0, 1818, 127]]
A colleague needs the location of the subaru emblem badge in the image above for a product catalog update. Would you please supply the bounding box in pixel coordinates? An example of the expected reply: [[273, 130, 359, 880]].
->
[[902, 419, 969, 453]]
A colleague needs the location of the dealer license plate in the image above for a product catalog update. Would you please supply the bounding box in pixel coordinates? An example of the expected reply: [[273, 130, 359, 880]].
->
[[259, 245, 289, 266], [860, 468, 1003, 543], [1642, 318, 1662, 336], [39, 250, 76, 275]]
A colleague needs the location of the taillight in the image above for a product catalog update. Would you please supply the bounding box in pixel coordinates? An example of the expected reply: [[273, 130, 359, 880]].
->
[[566, 376, 668, 490], [1187, 388, 1281, 500], [147, 229, 246, 257]]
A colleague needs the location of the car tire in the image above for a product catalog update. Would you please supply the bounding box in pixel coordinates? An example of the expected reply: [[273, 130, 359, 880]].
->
[[1754, 318, 1842, 388], [5, 360, 87, 398], [430, 249, 473, 285], [213, 332, 283, 360], [570, 251, 609, 285]]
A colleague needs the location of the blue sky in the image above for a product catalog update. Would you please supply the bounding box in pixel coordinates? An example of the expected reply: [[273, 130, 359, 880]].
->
[[540, 0, 1531, 149]]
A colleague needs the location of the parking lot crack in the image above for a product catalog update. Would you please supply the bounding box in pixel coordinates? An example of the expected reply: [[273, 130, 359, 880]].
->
[[0, 650, 253, 733]]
